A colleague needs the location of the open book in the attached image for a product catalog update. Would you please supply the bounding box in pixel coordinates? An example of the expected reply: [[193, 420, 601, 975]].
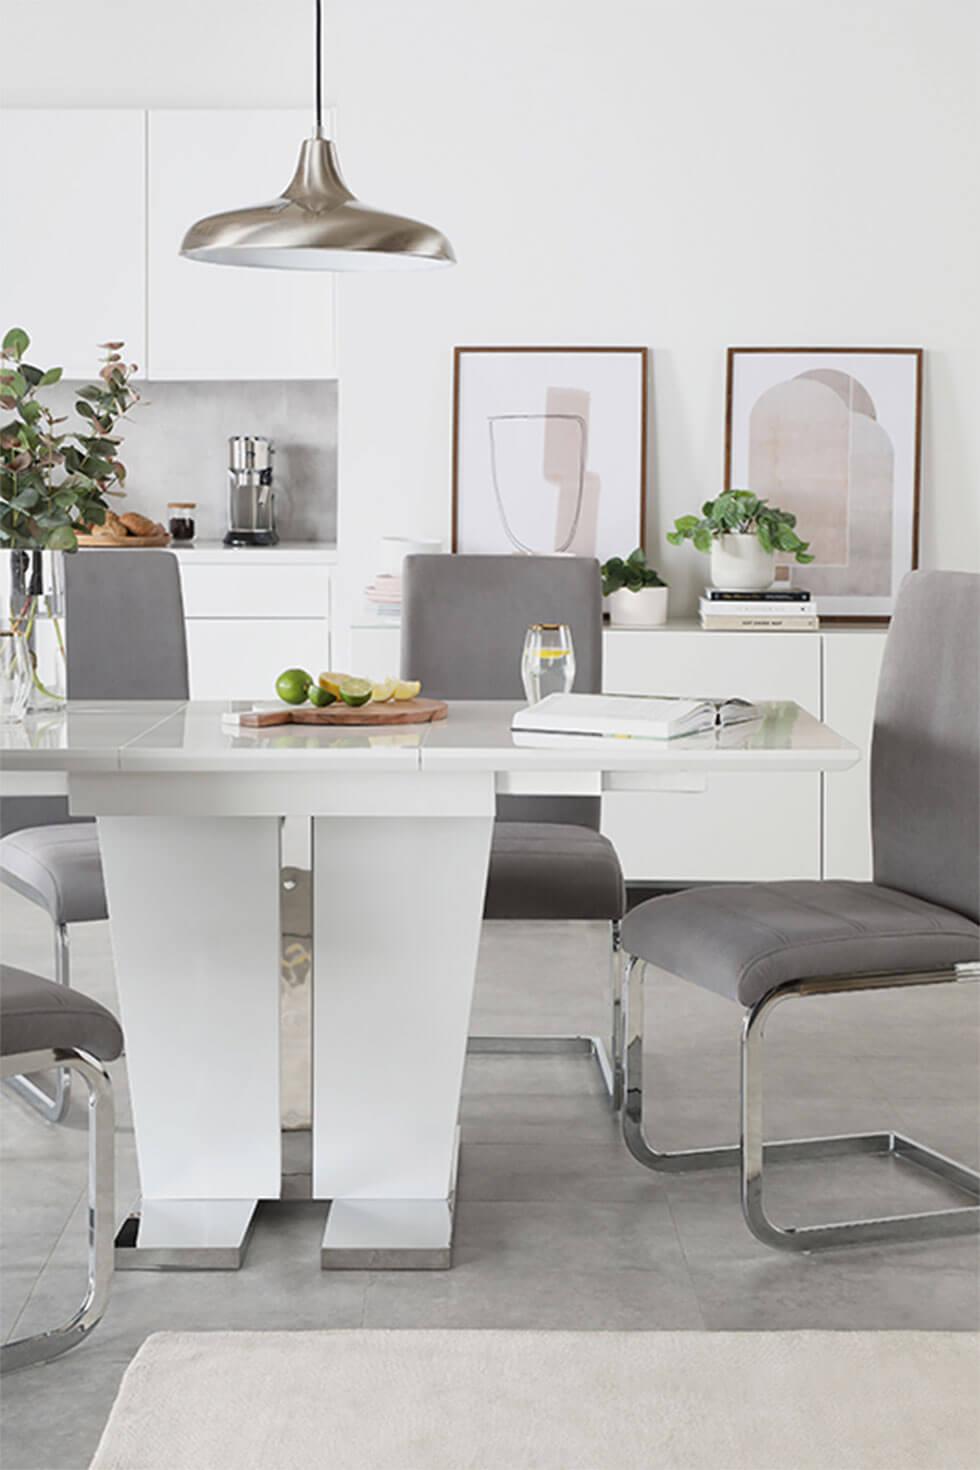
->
[[511, 692, 758, 741]]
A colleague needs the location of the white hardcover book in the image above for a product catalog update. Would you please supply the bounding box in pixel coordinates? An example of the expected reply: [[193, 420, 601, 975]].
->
[[699, 596, 818, 616], [511, 692, 757, 741]]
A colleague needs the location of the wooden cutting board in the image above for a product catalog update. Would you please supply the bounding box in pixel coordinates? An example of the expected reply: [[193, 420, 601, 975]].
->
[[76, 532, 172, 548], [235, 698, 449, 728]]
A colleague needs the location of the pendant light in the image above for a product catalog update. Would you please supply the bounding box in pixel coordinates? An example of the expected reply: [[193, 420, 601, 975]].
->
[[180, 0, 455, 272]]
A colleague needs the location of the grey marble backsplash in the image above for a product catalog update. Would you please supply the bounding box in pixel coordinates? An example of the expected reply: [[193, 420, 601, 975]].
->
[[49, 379, 338, 544]]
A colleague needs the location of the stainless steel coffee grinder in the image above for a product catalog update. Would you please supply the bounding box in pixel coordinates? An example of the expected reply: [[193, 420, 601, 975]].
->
[[224, 435, 278, 547]]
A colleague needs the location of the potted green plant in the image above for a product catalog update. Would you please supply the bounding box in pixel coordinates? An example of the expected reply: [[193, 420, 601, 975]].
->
[[1, 327, 139, 712], [667, 490, 814, 591], [600, 548, 669, 626]]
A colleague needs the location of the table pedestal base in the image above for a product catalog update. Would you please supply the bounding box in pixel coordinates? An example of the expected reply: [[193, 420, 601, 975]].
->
[[114, 1199, 259, 1271]]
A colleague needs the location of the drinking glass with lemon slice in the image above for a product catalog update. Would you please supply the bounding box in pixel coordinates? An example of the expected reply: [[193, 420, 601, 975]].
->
[[521, 624, 575, 704]]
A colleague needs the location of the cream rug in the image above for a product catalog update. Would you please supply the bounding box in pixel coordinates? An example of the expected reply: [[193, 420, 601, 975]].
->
[[89, 1329, 979, 1470]]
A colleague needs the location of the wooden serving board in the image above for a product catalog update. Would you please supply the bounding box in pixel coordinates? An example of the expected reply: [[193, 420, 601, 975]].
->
[[237, 698, 449, 729], [76, 532, 172, 548]]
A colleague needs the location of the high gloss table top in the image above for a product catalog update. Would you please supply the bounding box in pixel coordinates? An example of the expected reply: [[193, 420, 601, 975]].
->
[[0, 699, 859, 789]]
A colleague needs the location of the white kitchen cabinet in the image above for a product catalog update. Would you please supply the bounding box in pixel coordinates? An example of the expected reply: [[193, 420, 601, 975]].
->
[[0, 111, 146, 379], [822, 630, 887, 880], [186, 619, 329, 701], [147, 111, 337, 380]]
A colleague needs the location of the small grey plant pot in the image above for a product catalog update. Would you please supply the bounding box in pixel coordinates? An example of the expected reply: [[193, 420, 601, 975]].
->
[[607, 586, 669, 626]]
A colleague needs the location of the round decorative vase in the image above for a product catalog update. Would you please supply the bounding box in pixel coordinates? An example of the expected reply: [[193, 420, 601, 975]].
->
[[607, 586, 669, 626], [709, 533, 775, 592]]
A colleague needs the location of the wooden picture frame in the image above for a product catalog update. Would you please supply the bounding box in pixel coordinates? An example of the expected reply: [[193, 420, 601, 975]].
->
[[724, 346, 923, 623], [452, 346, 648, 559]]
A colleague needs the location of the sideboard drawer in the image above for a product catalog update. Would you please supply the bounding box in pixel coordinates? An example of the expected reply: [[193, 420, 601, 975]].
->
[[602, 771, 820, 883], [180, 563, 330, 620]]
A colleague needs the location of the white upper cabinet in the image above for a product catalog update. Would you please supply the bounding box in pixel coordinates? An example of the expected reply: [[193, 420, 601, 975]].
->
[[0, 110, 146, 380], [147, 110, 336, 380]]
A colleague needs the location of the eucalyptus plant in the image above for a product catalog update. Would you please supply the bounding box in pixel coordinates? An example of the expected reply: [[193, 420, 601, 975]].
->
[[667, 490, 814, 564], [0, 327, 139, 552], [600, 547, 667, 596]]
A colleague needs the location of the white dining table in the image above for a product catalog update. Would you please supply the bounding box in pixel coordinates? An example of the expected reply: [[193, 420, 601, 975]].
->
[[0, 698, 859, 1270]]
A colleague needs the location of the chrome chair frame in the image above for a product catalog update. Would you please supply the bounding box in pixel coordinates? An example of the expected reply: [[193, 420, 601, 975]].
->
[[1, 1046, 114, 1373], [468, 918, 624, 1109], [622, 954, 980, 1250], [4, 922, 73, 1122]]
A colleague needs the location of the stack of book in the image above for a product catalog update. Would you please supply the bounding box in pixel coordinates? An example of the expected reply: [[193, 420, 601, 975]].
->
[[700, 588, 819, 631]]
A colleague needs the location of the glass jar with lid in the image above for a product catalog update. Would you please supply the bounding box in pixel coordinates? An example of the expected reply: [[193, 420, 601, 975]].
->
[[167, 502, 197, 544]]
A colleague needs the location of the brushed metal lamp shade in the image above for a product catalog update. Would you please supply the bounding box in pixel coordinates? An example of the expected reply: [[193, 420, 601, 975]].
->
[[180, 131, 455, 272], [180, 0, 454, 272]]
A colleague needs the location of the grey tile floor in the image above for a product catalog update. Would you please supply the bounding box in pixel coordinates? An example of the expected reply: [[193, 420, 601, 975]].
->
[[1, 888, 978, 1469]]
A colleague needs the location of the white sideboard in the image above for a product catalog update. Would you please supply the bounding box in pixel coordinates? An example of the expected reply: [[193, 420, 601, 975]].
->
[[349, 619, 888, 882], [1, 109, 336, 382]]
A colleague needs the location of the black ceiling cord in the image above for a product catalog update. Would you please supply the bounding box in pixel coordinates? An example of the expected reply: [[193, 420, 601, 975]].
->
[[315, 0, 323, 131]]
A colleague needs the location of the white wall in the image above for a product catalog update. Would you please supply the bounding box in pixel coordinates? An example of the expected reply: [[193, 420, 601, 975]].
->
[[5, 0, 977, 610]]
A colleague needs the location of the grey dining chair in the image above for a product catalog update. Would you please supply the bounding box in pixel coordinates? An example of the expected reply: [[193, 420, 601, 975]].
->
[[1, 963, 121, 1372], [401, 554, 626, 1103], [619, 571, 980, 1250], [1, 550, 188, 1121]]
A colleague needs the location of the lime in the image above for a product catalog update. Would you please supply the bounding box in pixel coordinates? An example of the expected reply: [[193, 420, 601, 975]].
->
[[307, 683, 335, 708], [339, 677, 373, 708], [276, 668, 312, 705]]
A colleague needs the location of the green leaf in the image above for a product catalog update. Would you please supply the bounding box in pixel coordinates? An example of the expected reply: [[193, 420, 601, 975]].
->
[[665, 531, 683, 546], [674, 515, 700, 533], [795, 551, 815, 564], [45, 524, 78, 551], [75, 400, 96, 419], [0, 370, 26, 398], [2, 327, 29, 360], [39, 367, 63, 386], [756, 523, 773, 554], [692, 526, 713, 554]]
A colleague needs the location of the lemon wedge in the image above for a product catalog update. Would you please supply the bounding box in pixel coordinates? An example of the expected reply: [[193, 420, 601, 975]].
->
[[318, 672, 349, 700], [371, 677, 398, 703], [393, 679, 421, 701]]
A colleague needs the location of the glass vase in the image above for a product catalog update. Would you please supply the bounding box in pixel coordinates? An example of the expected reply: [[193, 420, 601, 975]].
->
[[7, 548, 67, 710], [0, 623, 31, 724]]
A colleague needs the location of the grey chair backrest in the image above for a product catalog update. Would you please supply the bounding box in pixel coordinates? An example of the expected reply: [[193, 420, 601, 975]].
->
[[871, 570, 979, 923], [65, 549, 189, 700], [1, 551, 189, 836], [401, 554, 603, 828]]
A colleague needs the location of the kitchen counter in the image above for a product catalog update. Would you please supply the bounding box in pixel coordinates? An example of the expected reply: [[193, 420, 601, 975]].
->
[[169, 540, 337, 564]]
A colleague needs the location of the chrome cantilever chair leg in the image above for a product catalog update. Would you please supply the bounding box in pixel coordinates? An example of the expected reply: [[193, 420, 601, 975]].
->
[[622, 954, 980, 1250], [3, 925, 73, 1123], [468, 919, 624, 1109], [1, 1046, 114, 1373]]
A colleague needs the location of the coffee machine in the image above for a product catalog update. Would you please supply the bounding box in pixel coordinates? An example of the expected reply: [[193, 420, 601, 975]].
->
[[224, 435, 278, 547]]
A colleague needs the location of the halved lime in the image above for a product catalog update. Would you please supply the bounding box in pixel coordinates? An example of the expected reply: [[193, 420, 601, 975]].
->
[[307, 683, 335, 708], [339, 677, 373, 708]]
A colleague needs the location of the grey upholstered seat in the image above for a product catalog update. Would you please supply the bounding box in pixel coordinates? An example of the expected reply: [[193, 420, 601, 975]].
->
[[624, 571, 980, 1006], [1, 964, 123, 1061], [0, 825, 108, 927], [487, 822, 625, 921], [402, 554, 625, 922], [622, 879, 979, 1009]]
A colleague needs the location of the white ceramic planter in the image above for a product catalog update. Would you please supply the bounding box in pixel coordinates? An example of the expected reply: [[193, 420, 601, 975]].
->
[[709, 533, 775, 591], [607, 586, 669, 626]]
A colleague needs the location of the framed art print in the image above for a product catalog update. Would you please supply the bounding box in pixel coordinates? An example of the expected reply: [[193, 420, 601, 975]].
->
[[725, 347, 922, 620], [452, 346, 648, 560]]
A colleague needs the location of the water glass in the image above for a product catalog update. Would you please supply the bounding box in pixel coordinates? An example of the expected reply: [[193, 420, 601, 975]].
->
[[521, 623, 576, 704], [0, 629, 31, 725]]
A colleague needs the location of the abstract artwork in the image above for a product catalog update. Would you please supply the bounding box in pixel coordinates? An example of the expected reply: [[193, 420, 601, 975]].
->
[[452, 347, 647, 559], [725, 348, 922, 620]]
